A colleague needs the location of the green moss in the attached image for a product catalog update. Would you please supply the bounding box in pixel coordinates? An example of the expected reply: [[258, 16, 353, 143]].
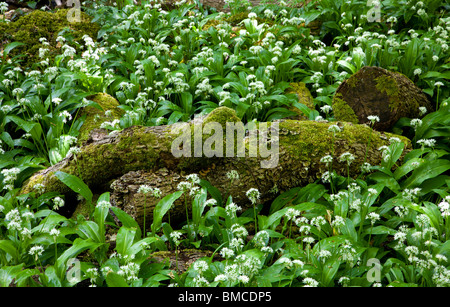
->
[[287, 82, 315, 114], [203, 106, 241, 128], [75, 126, 160, 185], [202, 18, 221, 31], [77, 93, 124, 145], [332, 94, 359, 124], [346, 74, 360, 88], [224, 12, 249, 25], [0, 9, 99, 68], [375, 75, 401, 111], [279, 120, 333, 163]]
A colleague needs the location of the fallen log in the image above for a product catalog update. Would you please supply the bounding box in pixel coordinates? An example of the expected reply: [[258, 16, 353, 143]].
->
[[21, 107, 411, 227]]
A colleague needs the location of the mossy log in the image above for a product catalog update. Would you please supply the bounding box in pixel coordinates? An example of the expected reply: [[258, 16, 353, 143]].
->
[[21, 107, 410, 228], [332, 66, 433, 131]]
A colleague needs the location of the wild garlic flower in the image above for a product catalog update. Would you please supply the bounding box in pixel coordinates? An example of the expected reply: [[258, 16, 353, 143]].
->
[[438, 198, 450, 217], [186, 173, 200, 185], [320, 155, 333, 166], [96, 200, 111, 209], [170, 231, 183, 246], [2, 167, 20, 191], [193, 260, 209, 274], [59, 110, 72, 124], [331, 215, 345, 228], [367, 212, 380, 224], [367, 115, 380, 124], [311, 216, 327, 230], [284, 208, 300, 221], [328, 124, 341, 134], [220, 247, 235, 259], [225, 202, 242, 217], [49, 228, 60, 238], [226, 170, 239, 181], [204, 199, 217, 207], [53, 196, 65, 210], [410, 118, 423, 131], [417, 138, 436, 148], [246, 188, 260, 204], [231, 224, 248, 238], [29, 245, 44, 261], [303, 277, 319, 287], [339, 152, 355, 165], [277, 257, 293, 269]]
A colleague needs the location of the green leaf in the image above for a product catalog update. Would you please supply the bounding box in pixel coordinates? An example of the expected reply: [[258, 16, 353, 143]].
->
[[110, 206, 142, 239], [127, 237, 160, 256], [106, 271, 129, 287], [3, 42, 25, 56], [56, 238, 103, 279], [94, 192, 110, 237], [337, 60, 356, 74], [54, 171, 93, 205], [116, 227, 137, 256], [151, 191, 183, 234], [269, 187, 302, 214], [77, 221, 104, 243], [340, 218, 358, 242], [321, 260, 340, 287], [394, 157, 425, 181], [401, 159, 450, 189], [199, 179, 222, 205], [362, 226, 397, 236], [0, 240, 19, 260], [0, 264, 24, 287]]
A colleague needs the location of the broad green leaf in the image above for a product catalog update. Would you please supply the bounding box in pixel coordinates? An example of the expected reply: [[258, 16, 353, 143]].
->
[[321, 260, 341, 287], [340, 218, 358, 242], [0, 240, 19, 260], [56, 238, 103, 279], [362, 226, 397, 236], [54, 171, 93, 205], [394, 157, 425, 180], [127, 237, 160, 256], [0, 264, 24, 287], [3, 42, 26, 55], [106, 271, 129, 287], [77, 221, 103, 243], [110, 206, 142, 239], [151, 191, 183, 234], [401, 159, 450, 189], [269, 186, 301, 214], [116, 227, 137, 256]]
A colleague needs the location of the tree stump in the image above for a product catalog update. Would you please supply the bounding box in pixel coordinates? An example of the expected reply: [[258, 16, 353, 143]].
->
[[332, 66, 433, 131]]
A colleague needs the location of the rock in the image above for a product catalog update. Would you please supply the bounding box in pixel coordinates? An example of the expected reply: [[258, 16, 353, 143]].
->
[[332, 66, 433, 131], [77, 93, 124, 145], [2, 8, 33, 21], [286, 82, 314, 120], [0, 9, 100, 68]]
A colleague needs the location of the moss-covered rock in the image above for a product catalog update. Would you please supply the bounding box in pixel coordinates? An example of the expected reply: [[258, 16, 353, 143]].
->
[[332, 66, 433, 131], [286, 82, 315, 119], [0, 9, 100, 68], [77, 93, 124, 145]]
